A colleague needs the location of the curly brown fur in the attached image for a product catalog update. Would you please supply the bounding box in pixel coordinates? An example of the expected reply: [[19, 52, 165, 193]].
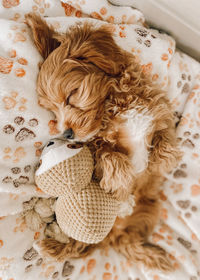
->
[[26, 13, 181, 271], [40, 238, 96, 261]]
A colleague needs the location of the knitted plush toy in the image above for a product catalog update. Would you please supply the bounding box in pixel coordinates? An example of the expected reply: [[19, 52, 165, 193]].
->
[[35, 139, 135, 244]]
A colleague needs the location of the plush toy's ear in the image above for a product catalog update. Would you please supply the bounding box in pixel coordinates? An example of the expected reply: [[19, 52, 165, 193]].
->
[[25, 13, 61, 59], [66, 143, 83, 149]]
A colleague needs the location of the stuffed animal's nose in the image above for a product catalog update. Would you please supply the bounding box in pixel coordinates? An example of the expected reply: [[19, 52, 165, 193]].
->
[[63, 128, 74, 140]]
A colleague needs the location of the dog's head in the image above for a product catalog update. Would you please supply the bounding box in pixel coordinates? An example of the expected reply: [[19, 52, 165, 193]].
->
[[26, 14, 127, 142]]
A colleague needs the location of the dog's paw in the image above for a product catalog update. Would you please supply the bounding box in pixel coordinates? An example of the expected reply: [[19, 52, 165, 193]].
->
[[3, 116, 38, 142], [100, 179, 131, 201], [2, 164, 31, 187], [99, 152, 135, 201]]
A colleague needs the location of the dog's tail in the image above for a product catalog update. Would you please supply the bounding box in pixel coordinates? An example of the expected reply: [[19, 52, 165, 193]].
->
[[120, 240, 174, 271], [39, 238, 96, 261], [39, 238, 173, 271]]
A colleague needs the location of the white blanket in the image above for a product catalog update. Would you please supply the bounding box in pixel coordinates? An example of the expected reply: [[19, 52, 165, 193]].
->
[[0, 0, 200, 279]]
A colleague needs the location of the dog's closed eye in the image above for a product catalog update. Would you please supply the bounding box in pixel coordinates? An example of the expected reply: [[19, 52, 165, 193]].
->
[[66, 88, 78, 105]]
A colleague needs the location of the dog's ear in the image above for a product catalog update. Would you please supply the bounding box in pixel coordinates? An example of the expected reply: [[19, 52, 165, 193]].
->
[[25, 13, 61, 59], [67, 24, 126, 76]]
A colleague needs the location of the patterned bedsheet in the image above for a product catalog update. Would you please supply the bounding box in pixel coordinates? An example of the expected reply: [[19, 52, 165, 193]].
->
[[0, 0, 200, 279]]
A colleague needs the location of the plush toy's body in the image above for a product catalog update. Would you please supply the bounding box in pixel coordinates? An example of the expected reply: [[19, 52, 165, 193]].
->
[[35, 139, 135, 244]]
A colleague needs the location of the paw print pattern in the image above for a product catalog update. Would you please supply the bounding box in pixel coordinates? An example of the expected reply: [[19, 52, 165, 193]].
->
[[0, 48, 28, 78], [32, 0, 50, 15], [62, 261, 74, 277], [2, 91, 27, 111], [177, 73, 192, 94], [34, 141, 43, 157], [118, 25, 127, 38], [61, 2, 83, 18], [179, 59, 189, 73], [2, 165, 31, 187], [23, 247, 38, 261], [177, 237, 199, 258], [173, 162, 187, 179], [177, 237, 192, 250], [3, 146, 26, 163], [9, 24, 27, 42], [2, 0, 19, 8], [173, 131, 199, 179], [3, 116, 38, 142], [135, 27, 157, 48], [23, 246, 74, 278], [0, 56, 13, 74], [178, 131, 199, 150], [176, 199, 198, 219], [152, 224, 175, 247]]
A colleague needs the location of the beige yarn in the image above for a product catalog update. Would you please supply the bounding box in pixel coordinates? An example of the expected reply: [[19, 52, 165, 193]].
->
[[56, 182, 118, 243], [35, 142, 119, 244], [35, 146, 94, 196]]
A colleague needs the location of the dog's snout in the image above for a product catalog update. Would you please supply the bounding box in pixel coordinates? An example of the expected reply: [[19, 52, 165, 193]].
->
[[63, 128, 74, 140]]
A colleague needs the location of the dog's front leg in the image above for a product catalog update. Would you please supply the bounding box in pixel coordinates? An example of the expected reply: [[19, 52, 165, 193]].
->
[[95, 148, 135, 201]]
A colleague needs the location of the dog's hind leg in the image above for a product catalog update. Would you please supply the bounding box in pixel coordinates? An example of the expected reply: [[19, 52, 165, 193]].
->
[[106, 175, 174, 271]]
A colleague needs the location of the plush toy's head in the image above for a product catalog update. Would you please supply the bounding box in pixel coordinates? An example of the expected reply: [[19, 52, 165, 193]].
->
[[35, 139, 119, 244], [35, 139, 94, 196]]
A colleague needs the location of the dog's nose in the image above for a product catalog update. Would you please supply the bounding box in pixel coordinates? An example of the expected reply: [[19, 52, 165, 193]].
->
[[63, 128, 74, 140]]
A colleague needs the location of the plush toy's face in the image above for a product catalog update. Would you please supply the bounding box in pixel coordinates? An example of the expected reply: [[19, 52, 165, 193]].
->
[[36, 139, 84, 176], [42, 139, 83, 156]]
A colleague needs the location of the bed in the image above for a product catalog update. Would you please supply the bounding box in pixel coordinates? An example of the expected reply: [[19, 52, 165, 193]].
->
[[0, 0, 200, 279]]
